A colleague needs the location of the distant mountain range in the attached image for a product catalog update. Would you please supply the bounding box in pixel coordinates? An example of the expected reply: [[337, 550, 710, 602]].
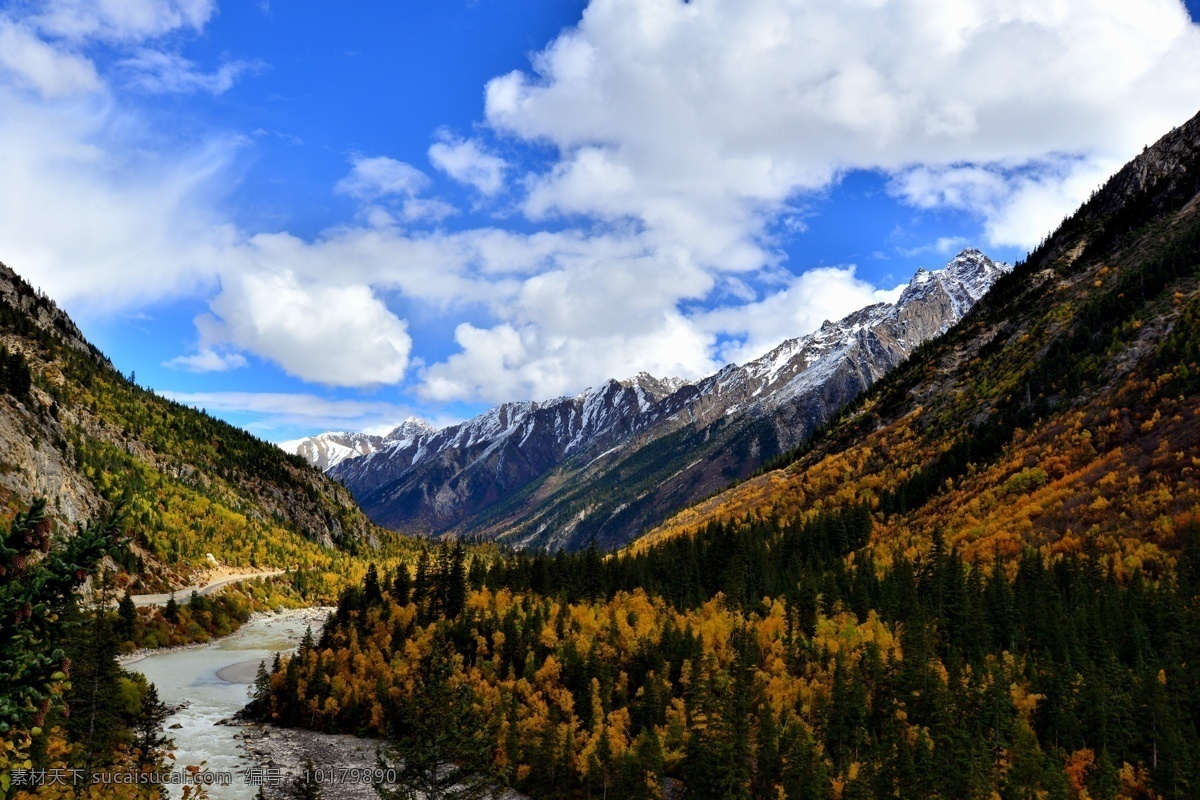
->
[[287, 249, 1009, 550], [636, 105, 1200, 569], [292, 250, 1012, 551], [279, 418, 437, 472]]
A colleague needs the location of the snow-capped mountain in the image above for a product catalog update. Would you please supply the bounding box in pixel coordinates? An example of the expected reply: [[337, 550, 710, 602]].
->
[[280, 417, 435, 471], [300, 249, 1009, 550]]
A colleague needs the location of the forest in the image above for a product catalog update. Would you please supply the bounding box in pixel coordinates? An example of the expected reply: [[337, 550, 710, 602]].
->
[[1, 500, 178, 800], [253, 506, 1200, 800]]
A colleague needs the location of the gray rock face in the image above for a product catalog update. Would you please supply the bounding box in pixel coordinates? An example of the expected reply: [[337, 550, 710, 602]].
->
[[319, 250, 1010, 550]]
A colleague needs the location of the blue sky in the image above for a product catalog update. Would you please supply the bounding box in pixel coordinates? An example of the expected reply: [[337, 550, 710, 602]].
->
[[3, 0, 1200, 441]]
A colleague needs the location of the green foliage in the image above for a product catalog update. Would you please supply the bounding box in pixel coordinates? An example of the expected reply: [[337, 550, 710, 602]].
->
[[0, 346, 31, 400], [264, 518, 1200, 799], [484, 502, 872, 610], [376, 630, 496, 800], [0, 498, 123, 733]]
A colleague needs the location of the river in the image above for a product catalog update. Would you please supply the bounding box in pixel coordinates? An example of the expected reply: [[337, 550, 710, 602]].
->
[[126, 608, 330, 799]]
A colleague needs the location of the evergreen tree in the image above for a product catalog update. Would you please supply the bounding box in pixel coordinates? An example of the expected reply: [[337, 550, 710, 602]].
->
[[132, 683, 171, 768], [779, 723, 831, 800], [0, 499, 122, 734], [299, 625, 316, 655], [752, 703, 780, 800], [377, 629, 496, 800], [719, 627, 758, 800], [413, 550, 432, 611], [246, 659, 272, 718], [116, 588, 138, 643], [364, 563, 383, 605], [391, 565, 412, 605], [164, 592, 180, 624], [441, 543, 468, 620], [65, 608, 124, 771]]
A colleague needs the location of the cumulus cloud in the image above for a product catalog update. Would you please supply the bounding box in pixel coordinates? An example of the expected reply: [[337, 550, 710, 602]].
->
[[486, 0, 1200, 250], [420, 247, 719, 401], [421, 313, 715, 403], [428, 135, 507, 195], [201, 269, 413, 387], [335, 156, 430, 201], [891, 157, 1121, 247]]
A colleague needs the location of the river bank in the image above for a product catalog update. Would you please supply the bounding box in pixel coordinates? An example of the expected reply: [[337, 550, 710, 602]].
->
[[117, 606, 331, 666], [125, 606, 334, 800], [240, 725, 386, 800], [127, 605, 525, 800]]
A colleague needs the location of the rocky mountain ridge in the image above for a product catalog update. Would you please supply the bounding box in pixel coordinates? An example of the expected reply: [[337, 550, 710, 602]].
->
[[633, 106, 1200, 572], [294, 249, 1008, 550]]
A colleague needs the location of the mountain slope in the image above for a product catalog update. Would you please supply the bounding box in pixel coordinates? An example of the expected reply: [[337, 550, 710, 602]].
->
[[634, 109, 1200, 569], [317, 250, 1008, 550], [0, 263, 389, 587]]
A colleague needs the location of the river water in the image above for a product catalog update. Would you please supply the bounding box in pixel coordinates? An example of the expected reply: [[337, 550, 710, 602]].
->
[[126, 608, 329, 799]]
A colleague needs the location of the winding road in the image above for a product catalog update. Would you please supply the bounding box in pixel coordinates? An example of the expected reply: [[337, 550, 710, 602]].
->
[[129, 570, 287, 607]]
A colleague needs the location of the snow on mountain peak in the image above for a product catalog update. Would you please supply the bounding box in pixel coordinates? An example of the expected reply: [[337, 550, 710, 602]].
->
[[384, 416, 437, 441]]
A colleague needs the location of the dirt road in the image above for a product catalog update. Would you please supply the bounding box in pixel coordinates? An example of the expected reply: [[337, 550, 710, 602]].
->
[[130, 570, 287, 607]]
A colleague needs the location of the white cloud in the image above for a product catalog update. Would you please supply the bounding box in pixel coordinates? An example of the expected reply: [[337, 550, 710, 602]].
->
[[335, 156, 430, 201], [428, 135, 507, 195], [32, 0, 216, 42], [399, 198, 459, 223], [891, 156, 1120, 247], [0, 19, 101, 97], [201, 269, 413, 387], [0, 83, 238, 312], [486, 0, 1200, 251], [119, 49, 263, 95], [699, 266, 907, 366], [6, 0, 1200, 405], [421, 312, 715, 403], [164, 348, 247, 372]]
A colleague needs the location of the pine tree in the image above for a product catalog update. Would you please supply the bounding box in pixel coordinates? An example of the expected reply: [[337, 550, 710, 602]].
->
[[719, 627, 758, 800], [132, 683, 171, 768], [299, 625, 315, 655], [363, 563, 383, 605], [246, 659, 272, 719], [116, 588, 138, 644], [164, 592, 180, 624], [65, 608, 124, 771], [779, 723, 831, 800], [752, 704, 780, 800], [0, 499, 122, 735], [413, 550, 432, 614], [391, 565, 412, 605], [442, 543, 468, 620]]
